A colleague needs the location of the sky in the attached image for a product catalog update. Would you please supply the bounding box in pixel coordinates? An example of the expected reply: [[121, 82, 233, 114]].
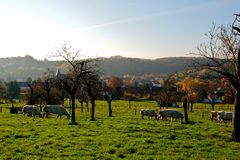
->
[[0, 0, 239, 60]]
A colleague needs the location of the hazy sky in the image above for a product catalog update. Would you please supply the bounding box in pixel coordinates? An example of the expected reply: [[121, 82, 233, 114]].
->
[[0, 0, 238, 60]]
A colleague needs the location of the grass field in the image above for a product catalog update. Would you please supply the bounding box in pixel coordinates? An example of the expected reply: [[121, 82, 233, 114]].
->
[[0, 101, 239, 160]]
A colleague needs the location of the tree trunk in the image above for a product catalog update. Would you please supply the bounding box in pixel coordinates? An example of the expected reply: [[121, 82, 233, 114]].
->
[[80, 101, 84, 113], [183, 98, 189, 123], [10, 99, 14, 108], [39, 101, 43, 112], [128, 99, 131, 108], [190, 103, 193, 112], [86, 101, 89, 112], [29, 87, 34, 105], [108, 101, 112, 117], [232, 90, 240, 141], [211, 103, 215, 111], [71, 95, 77, 125], [91, 99, 95, 121], [47, 91, 51, 105], [232, 48, 240, 141]]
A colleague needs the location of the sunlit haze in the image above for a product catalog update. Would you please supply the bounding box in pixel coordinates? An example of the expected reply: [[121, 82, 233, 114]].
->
[[0, 0, 238, 60]]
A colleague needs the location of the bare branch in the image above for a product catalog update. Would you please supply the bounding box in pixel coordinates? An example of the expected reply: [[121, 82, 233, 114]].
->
[[192, 24, 240, 91]]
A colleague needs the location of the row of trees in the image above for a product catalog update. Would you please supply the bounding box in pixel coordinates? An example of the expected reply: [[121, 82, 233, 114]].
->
[[0, 66, 234, 117]]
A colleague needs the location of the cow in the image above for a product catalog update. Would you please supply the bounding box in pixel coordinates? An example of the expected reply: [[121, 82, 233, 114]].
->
[[209, 111, 221, 120], [159, 109, 183, 121], [140, 109, 158, 120], [217, 111, 232, 122], [22, 105, 42, 118], [43, 105, 70, 119]]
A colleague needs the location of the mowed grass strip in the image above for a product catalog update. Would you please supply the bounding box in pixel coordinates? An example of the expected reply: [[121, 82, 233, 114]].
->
[[0, 101, 239, 160]]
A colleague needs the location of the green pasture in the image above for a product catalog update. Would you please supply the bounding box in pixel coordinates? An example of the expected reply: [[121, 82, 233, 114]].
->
[[0, 101, 239, 160]]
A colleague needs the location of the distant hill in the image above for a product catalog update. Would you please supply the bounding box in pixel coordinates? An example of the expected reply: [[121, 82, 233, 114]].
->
[[99, 56, 201, 77], [0, 55, 59, 81], [0, 55, 202, 81]]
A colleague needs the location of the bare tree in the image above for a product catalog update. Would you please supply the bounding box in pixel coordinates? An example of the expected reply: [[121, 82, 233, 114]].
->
[[52, 42, 95, 125], [193, 16, 240, 141], [82, 71, 102, 121], [102, 83, 114, 117]]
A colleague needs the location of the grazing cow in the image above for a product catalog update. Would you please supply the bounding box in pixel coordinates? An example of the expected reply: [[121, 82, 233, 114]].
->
[[209, 111, 220, 120], [159, 109, 183, 121], [22, 105, 42, 118], [217, 111, 232, 122], [43, 105, 70, 119], [140, 109, 158, 120]]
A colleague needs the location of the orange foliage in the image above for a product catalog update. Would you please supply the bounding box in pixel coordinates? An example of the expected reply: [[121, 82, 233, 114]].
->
[[107, 76, 123, 90], [178, 77, 208, 103]]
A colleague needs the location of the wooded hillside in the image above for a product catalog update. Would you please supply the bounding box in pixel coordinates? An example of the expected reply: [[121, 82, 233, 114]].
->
[[0, 55, 202, 81]]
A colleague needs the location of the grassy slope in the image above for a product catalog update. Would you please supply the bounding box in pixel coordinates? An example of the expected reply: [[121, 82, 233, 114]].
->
[[0, 101, 239, 160]]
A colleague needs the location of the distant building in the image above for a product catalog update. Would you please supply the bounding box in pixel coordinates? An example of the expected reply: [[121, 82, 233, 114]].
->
[[16, 81, 29, 98], [55, 68, 69, 79], [151, 81, 162, 92], [16, 81, 29, 90]]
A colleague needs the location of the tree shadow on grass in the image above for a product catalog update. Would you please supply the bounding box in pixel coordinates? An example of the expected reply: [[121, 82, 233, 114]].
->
[[68, 122, 79, 125], [181, 121, 201, 125]]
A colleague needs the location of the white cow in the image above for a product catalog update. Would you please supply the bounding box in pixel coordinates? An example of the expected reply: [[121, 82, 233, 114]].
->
[[43, 105, 70, 119], [22, 105, 42, 118], [140, 109, 158, 120], [159, 109, 183, 121], [217, 111, 232, 122]]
